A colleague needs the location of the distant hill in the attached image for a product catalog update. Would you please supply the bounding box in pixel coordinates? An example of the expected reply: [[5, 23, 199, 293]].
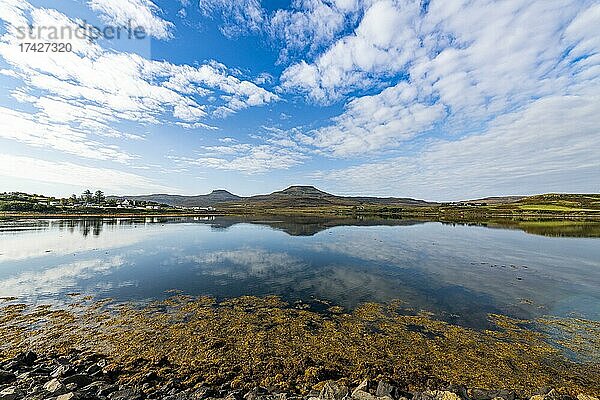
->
[[109, 186, 434, 208], [108, 190, 241, 207], [466, 196, 527, 204], [243, 186, 433, 207]]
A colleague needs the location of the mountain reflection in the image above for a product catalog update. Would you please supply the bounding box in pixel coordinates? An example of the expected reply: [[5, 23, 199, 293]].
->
[[0, 217, 598, 329]]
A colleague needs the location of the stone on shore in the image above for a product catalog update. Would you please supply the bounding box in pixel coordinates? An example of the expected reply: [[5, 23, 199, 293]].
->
[[0, 386, 23, 400], [0, 371, 16, 385], [469, 389, 516, 400], [413, 390, 462, 400], [44, 377, 67, 395], [320, 381, 349, 400], [57, 392, 78, 400], [576, 396, 599, 400], [376, 381, 402, 400]]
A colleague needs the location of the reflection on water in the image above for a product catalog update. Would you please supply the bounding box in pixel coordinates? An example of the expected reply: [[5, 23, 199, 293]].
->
[[0, 217, 599, 328]]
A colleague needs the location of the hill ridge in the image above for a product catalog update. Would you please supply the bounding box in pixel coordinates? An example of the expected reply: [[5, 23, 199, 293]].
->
[[109, 186, 433, 208]]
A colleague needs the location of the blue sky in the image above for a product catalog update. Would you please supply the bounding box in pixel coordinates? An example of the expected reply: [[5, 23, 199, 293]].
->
[[0, 0, 598, 201]]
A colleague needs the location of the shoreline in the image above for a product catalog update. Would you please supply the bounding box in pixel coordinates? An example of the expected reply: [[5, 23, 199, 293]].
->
[[1, 351, 596, 400], [1, 211, 599, 221]]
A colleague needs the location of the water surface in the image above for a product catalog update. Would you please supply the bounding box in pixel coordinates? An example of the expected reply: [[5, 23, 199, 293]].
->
[[0, 217, 598, 328]]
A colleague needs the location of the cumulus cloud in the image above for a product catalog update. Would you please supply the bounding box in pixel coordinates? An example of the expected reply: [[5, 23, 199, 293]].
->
[[88, 0, 174, 40], [0, 106, 136, 163], [270, 0, 364, 60], [281, 0, 423, 102], [312, 94, 600, 200], [301, 81, 445, 156], [198, 0, 265, 38], [0, 1, 278, 164], [281, 0, 600, 160]]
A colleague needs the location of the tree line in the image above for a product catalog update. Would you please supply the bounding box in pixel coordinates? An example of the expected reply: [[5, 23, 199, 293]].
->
[[72, 190, 106, 204]]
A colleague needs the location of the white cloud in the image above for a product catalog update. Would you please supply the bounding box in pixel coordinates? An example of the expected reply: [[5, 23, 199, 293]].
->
[[0, 1, 278, 165], [301, 81, 445, 156], [281, 0, 423, 102], [281, 0, 600, 160], [0, 154, 174, 194], [171, 139, 308, 174], [198, 0, 265, 38], [270, 0, 364, 60], [0, 106, 135, 163], [88, 0, 174, 40], [312, 94, 600, 200], [199, 0, 366, 61]]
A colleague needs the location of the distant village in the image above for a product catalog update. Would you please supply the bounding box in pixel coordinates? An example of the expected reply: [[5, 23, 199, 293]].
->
[[0, 191, 215, 213]]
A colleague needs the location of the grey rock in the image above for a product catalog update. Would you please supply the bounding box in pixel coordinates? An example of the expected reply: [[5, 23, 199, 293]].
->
[[351, 390, 378, 400], [96, 383, 119, 397], [51, 365, 73, 378], [226, 390, 245, 400], [444, 385, 467, 400], [15, 351, 37, 367], [57, 357, 71, 366], [86, 364, 102, 375], [44, 378, 68, 395], [245, 387, 274, 400], [193, 386, 217, 400], [163, 391, 196, 400], [0, 386, 23, 400], [412, 391, 462, 400], [470, 389, 515, 400], [320, 382, 349, 400], [530, 389, 572, 400], [0, 371, 15, 385], [376, 382, 402, 400], [16, 371, 31, 380], [57, 392, 79, 400], [109, 388, 142, 400], [63, 374, 94, 388], [352, 380, 376, 397]]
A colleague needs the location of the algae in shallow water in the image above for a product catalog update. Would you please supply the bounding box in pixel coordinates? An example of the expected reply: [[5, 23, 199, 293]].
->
[[1, 296, 599, 396]]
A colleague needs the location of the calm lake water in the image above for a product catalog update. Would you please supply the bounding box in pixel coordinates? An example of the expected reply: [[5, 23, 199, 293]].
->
[[0, 217, 599, 328]]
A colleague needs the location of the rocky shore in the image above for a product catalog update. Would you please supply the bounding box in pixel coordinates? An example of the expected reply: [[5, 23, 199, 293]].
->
[[0, 351, 597, 400]]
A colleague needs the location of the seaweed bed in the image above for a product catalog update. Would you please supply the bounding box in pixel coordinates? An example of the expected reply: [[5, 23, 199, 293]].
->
[[1, 295, 599, 397]]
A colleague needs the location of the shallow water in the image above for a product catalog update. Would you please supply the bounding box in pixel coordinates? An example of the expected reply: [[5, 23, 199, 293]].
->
[[0, 217, 599, 328]]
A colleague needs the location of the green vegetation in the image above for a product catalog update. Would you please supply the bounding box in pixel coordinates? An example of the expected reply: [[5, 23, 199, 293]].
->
[[1, 296, 599, 396], [0, 190, 180, 216]]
